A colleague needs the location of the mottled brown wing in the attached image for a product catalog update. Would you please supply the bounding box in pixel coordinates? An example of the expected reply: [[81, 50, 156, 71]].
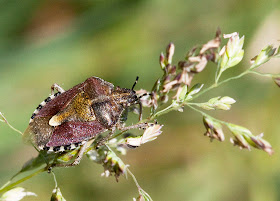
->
[[83, 76, 114, 99], [35, 76, 114, 118], [36, 86, 83, 118], [23, 117, 54, 147], [46, 121, 107, 147]]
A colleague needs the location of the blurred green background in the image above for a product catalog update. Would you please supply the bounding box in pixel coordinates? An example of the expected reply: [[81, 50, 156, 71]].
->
[[0, 0, 280, 200]]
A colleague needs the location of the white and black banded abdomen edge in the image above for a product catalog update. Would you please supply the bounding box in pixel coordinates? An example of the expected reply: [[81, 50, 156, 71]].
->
[[29, 92, 62, 123], [38, 140, 87, 153]]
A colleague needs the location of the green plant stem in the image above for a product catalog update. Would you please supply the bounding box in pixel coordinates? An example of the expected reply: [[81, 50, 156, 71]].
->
[[150, 101, 179, 120], [0, 112, 23, 135], [127, 168, 141, 190], [215, 68, 222, 84], [215, 72, 222, 84], [248, 70, 280, 78], [192, 71, 249, 100], [51, 171, 58, 188], [108, 130, 127, 141], [186, 104, 229, 126], [214, 58, 222, 83], [194, 69, 280, 101], [127, 168, 153, 201], [0, 167, 46, 194]]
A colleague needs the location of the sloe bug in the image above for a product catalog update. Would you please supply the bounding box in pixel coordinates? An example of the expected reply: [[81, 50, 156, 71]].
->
[[23, 76, 145, 167]]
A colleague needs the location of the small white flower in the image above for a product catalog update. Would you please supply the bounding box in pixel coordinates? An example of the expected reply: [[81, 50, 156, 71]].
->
[[219, 46, 226, 56], [223, 32, 238, 39], [219, 96, 236, 105], [126, 124, 163, 147], [163, 80, 178, 93], [218, 32, 244, 72], [250, 45, 276, 69], [166, 43, 175, 64], [51, 187, 66, 201], [116, 145, 127, 155], [101, 170, 111, 177], [0, 187, 36, 201], [126, 137, 142, 147], [141, 124, 163, 143], [200, 37, 221, 54], [215, 102, 231, 110], [87, 150, 99, 161]]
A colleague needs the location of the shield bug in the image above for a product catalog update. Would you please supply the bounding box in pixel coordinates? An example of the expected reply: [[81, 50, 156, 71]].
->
[[23, 76, 145, 168]]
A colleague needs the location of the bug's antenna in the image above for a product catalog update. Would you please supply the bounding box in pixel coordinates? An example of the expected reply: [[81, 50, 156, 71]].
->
[[137, 92, 153, 121], [138, 92, 152, 99], [131, 76, 139, 91], [138, 101, 142, 121]]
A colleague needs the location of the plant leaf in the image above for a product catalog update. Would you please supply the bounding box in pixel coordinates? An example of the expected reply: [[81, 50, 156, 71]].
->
[[188, 83, 204, 96]]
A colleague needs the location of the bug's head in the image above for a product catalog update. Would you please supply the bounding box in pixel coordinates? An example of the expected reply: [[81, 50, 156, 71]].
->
[[114, 76, 143, 120], [114, 77, 139, 104]]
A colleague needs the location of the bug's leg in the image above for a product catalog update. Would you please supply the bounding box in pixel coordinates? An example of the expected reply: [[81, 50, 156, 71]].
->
[[48, 140, 93, 170], [95, 123, 149, 148], [51, 83, 65, 95], [29, 83, 66, 124], [96, 130, 115, 147], [118, 122, 148, 131], [120, 108, 128, 125], [49, 144, 87, 169], [69, 143, 88, 166]]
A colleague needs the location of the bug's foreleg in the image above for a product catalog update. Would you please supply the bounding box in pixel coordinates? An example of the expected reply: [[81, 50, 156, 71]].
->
[[51, 83, 65, 95], [118, 122, 148, 131]]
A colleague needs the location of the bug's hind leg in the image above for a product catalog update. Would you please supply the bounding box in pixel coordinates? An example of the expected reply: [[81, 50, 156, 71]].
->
[[29, 83, 65, 123], [48, 140, 94, 171], [47, 145, 86, 172], [51, 83, 65, 95]]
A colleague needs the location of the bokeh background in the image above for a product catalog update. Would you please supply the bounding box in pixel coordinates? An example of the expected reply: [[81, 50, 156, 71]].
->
[[0, 0, 280, 200]]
